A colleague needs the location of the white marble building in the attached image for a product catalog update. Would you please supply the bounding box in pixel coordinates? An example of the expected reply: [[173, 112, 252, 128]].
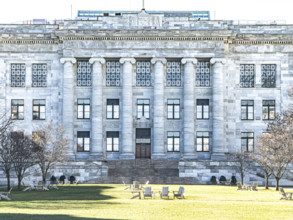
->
[[1, 10, 293, 184]]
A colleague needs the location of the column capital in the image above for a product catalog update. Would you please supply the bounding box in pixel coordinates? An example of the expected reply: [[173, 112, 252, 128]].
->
[[89, 57, 106, 65], [60, 58, 77, 64], [181, 58, 197, 65], [119, 58, 136, 64], [151, 58, 167, 65], [210, 58, 226, 65]]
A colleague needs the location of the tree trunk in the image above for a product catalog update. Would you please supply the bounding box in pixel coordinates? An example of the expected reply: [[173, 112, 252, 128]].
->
[[265, 174, 269, 189], [241, 173, 244, 185], [17, 175, 22, 189], [6, 171, 11, 191], [275, 178, 280, 191], [42, 170, 46, 184]]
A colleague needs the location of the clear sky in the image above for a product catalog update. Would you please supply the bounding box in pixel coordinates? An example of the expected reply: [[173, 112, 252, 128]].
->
[[0, 0, 292, 24]]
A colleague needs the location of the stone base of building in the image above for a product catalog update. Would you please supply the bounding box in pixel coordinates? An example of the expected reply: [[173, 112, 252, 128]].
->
[[1, 159, 293, 186], [178, 160, 293, 186]]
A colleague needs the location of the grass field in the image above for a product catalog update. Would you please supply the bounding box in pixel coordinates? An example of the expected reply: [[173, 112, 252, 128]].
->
[[0, 184, 293, 220]]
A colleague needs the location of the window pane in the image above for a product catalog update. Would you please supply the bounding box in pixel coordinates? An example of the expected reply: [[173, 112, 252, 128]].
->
[[78, 111, 83, 119], [203, 106, 209, 119], [174, 106, 180, 118], [40, 113, 45, 119], [18, 106, 24, 113], [114, 105, 119, 118], [84, 112, 90, 119], [40, 106, 46, 113], [18, 113, 24, 119], [84, 143, 90, 151], [197, 106, 202, 119], [113, 138, 119, 151], [77, 138, 83, 151], [174, 144, 180, 151], [107, 138, 112, 151], [167, 106, 173, 118]]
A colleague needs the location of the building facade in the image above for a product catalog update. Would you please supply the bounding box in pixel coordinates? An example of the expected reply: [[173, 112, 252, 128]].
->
[[1, 11, 293, 184]]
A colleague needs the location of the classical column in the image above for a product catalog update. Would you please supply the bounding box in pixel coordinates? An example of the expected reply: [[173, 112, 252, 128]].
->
[[60, 58, 76, 160], [151, 58, 167, 159], [211, 58, 227, 160], [119, 58, 136, 159], [182, 58, 197, 159], [89, 58, 105, 160]]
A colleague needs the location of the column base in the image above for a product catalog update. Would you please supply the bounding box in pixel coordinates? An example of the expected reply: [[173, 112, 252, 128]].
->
[[89, 153, 104, 160], [211, 153, 227, 160], [119, 153, 135, 160], [151, 153, 166, 159]]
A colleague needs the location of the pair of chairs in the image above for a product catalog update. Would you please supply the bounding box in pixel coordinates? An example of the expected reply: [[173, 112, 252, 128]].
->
[[280, 187, 293, 200], [142, 186, 185, 199], [0, 187, 12, 201], [237, 182, 258, 191]]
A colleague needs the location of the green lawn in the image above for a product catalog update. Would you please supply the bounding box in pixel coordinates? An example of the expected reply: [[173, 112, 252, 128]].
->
[[0, 184, 293, 220]]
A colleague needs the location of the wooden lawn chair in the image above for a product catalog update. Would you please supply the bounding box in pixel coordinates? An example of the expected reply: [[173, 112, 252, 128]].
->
[[73, 179, 79, 185], [123, 181, 131, 190], [225, 179, 231, 186], [143, 187, 153, 199], [133, 181, 141, 190], [0, 187, 12, 200], [236, 182, 243, 190], [280, 187, 293, 200], [143, 181, 149, 189], [251, 182, 258, 191], [173, 186, 185, 199], [160, 186, 169, 199]]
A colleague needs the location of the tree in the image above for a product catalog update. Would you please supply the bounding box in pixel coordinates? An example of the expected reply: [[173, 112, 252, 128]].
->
[[11, 132, 37, 189], [32, 123, 69, 183], [250, 134, 272, 189], [263, 110, 293, 190], [233, 151, 251, 185], [0, 113, 14, 190]]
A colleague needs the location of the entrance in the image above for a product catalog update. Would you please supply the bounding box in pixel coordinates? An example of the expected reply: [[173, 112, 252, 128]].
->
[[136, 128, 151, 159]]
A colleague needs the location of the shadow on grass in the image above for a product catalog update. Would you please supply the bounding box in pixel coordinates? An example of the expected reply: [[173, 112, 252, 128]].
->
[[0, 213, 120, 220], [10, 185, 115, 201]]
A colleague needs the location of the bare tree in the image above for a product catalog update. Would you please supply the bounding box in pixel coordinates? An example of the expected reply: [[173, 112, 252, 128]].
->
[[11, 132, 37, 189], [232, 151, 251, 185], [264, 110, 293, 190], [250, 133, 272, 189], [32, 123, 69, 183], [0, 113, 14, 190]]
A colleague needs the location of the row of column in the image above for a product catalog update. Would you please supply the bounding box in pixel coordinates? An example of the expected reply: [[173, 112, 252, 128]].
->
[[60, 57, 226, 160]]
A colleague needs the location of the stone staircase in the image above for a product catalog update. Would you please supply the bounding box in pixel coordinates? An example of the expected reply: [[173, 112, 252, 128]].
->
[[85, 159, 199, 185]]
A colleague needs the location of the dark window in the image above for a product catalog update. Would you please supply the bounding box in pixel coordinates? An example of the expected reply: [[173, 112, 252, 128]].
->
[[196, 132, 210, 152], [261, 64, 276, 88], [167, 131, 180, 152], [136, 61, 151, 87], [241, 132, 254, 152], [33, 99, 46, 120], [11, 64, 26, 87], [11, 99, 24, 120], [77, 60, 91, 86], [240, 64, 255, 88], [196, 99, 209, 119], [196, 61, 210, 87], [77, 99, 90, 119], [166, 61, 181, 87], [263, 100, 275, 120], [167, 99, 180, 119], [32, 64, 47, 87], [241, 100, 254, 120], [106, 131, 119, 152], [106, 61, 120, 87], [77, 131, 90, 152], [137, 99, 150, 119], [107, 99, 119, 119]]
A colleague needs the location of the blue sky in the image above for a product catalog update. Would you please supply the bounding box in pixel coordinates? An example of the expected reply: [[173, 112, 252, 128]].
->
[[0, 0, 292, 24]]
